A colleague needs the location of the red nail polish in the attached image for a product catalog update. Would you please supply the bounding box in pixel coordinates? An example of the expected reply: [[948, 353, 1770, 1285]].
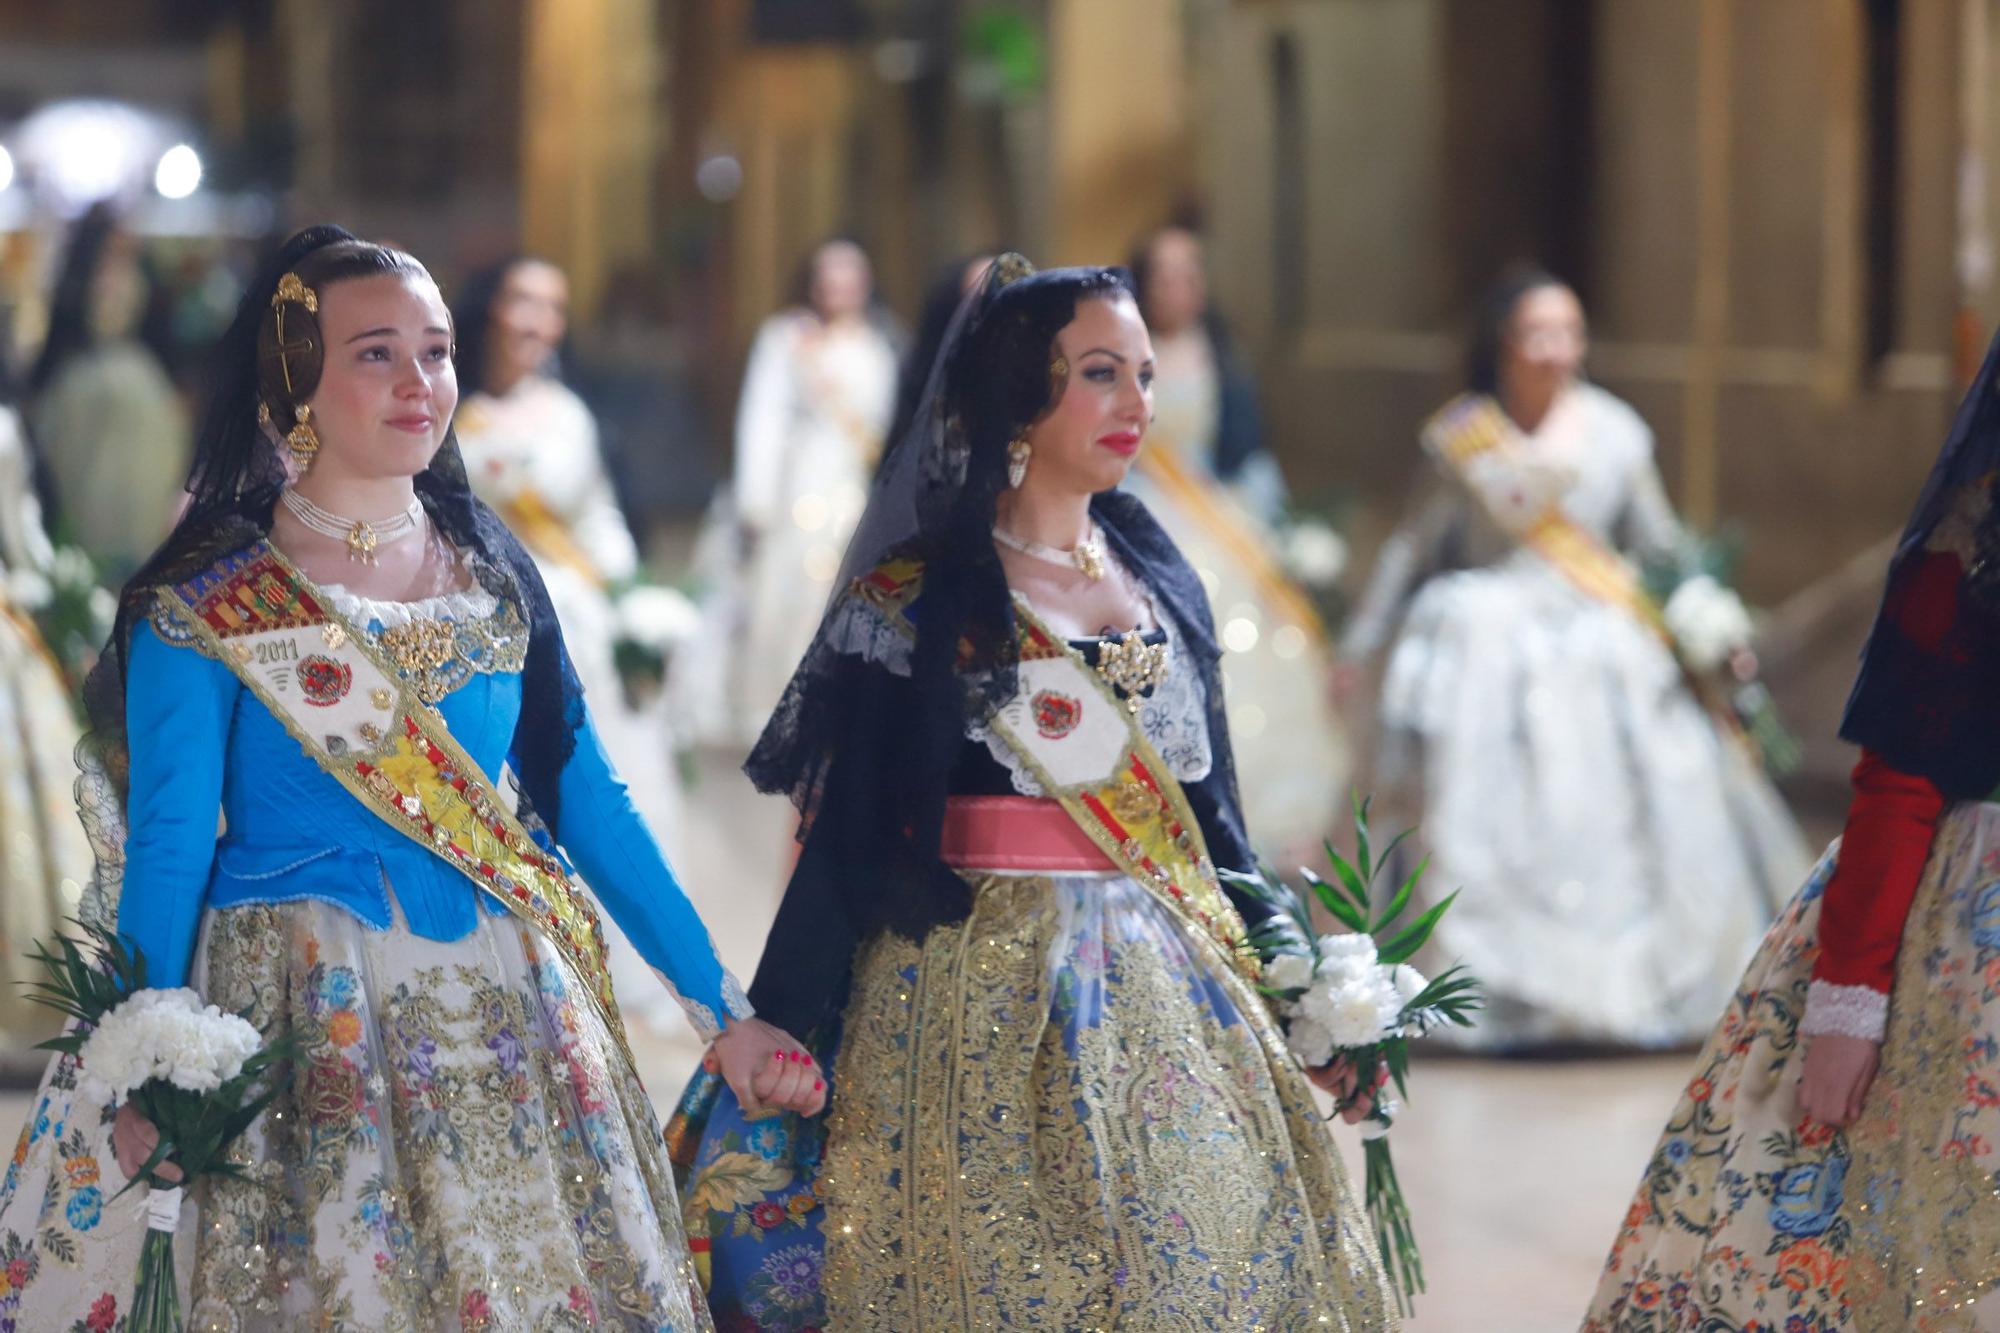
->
[[814, 1080, 824, 1090], [772, 1051, 784, 1062]]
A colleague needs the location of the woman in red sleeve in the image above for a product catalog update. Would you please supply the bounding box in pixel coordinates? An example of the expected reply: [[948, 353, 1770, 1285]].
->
[[1583, 335, 2000, 1332]]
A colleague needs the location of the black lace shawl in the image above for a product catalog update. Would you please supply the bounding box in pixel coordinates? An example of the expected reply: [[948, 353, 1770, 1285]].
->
[[745, 489, 1261, 1038], [1840, 325, 2000, 798]]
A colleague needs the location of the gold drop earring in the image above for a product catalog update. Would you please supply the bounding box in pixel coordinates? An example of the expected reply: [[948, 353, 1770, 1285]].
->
[[1007, 436, 1031, 489], [285, 404, 321, 472]]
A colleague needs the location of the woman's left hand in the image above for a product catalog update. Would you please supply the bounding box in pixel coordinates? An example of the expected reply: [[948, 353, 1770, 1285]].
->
[[704, 1017, 828, 1118], [1308, 1055, 1388, 1125]]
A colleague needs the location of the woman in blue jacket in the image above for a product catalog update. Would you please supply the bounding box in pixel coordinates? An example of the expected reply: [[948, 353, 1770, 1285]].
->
[[0, 226, 822, 1332]]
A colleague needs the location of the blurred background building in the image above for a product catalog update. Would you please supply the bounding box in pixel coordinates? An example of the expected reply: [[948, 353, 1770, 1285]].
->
[[2, 0, 1987, 794]]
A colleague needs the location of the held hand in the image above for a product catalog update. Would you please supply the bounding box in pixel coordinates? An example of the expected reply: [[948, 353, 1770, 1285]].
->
[[704, 1017, 828, 1119], [1797, 1033, 1881, 1128], [111, 1102, 183, 1185], [1307, 1055, 1388, 1125]]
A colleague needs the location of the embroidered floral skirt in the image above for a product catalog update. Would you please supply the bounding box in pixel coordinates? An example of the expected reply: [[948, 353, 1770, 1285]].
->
[[0, 899, 710, 1332], [669, 872, 1393, 1331], [1585, 805, 2000, 1332]]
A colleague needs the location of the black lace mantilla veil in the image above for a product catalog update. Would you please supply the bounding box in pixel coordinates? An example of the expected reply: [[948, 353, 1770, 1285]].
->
[[1841, 324, 2000, 797], [743, 253, 1262, 1037], [74, 224, 589, 927]]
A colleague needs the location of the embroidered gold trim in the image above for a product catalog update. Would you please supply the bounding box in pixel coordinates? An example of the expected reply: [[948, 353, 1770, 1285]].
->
[[156, 543, 637, 1081]]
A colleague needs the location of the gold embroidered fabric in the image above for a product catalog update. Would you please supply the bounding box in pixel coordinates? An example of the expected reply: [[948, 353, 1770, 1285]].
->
[[184, 900, 709, 1332], [149, 586, 530, 706], [818, 871, 1392, 1331]]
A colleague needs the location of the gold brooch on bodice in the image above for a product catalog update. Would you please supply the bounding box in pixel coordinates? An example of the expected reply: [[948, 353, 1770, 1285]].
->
[[1095, 630, 1169, 714], [379, 618, 459, 676]]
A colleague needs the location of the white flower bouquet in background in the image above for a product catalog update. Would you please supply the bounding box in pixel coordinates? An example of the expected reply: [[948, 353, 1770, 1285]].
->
[[611, 580, 702, 700], [9, 542, 114, 698], [1280, 517, 1349, 589], [1641, 531, 1801, 775], [1662, 573, 1753, 674], [1224, 797, 1481, 1318], [28, 920, 296, 1333]]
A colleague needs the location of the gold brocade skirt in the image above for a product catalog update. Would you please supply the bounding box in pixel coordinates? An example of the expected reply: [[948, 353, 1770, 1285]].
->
[[818, 871, 1394, 1332], [0, 900, 709, 1333]]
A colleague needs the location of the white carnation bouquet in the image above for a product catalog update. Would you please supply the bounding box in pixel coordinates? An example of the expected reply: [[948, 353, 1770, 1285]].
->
[[1642, 534, 1800, 776], [610, 579, 702, 698], [28, 920, 296, 1333], [1224, 798, 1481, 1317]]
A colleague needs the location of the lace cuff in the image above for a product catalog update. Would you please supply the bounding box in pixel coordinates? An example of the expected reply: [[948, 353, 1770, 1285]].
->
[[1799, 978, 1888, 1042], [666, 968, 756, 1044]]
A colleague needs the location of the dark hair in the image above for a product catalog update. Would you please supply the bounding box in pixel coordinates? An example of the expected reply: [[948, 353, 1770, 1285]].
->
[[742, 260, 1257, 1033], [1126, 223, 1203, 328], [1466, 264, 1570, 396], [28, 203, 173, 398], [84, 226, 589, 838], [449, 255, 573, 397], [786, 234, 872, 315], [747, 263, 1134, 924]]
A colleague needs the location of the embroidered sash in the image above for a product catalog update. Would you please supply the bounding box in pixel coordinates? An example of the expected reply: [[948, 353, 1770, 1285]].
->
[[497, 488, 607, 590], [1136, 436, 1328, 643], [1423, 392, 1670, 641], [155, 541, 636, 1073], [974, 600, 1261, 985]]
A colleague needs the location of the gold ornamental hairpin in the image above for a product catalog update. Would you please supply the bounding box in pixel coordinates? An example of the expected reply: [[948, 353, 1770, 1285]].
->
[[271, 272, 319, 312]]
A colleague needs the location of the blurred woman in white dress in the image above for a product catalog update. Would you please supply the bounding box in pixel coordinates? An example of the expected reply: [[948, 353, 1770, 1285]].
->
[[1125, 225, 1348, 861], [451, 256, 691, 1032], [1344, 269, 1807, 1049], [26, 204, 190, 585], [0, 389, 95, 1069], [674, 238, 900, 747]]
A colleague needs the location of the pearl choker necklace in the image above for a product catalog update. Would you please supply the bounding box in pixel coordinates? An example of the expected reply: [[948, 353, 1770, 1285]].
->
[[280, 488, 425, 565], [991, 523, 1107, 581]]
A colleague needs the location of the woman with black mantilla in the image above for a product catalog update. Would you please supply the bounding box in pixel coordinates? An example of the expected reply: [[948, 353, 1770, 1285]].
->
[[670, 256, 1392, 1331]]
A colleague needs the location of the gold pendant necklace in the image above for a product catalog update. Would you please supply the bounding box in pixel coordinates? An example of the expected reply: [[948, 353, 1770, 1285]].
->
[[991, 523, 1107, 581], [280, 489, 425, 565]]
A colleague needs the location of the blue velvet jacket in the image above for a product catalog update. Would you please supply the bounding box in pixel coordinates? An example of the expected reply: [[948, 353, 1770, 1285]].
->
[[114, 585, 749, 1039]]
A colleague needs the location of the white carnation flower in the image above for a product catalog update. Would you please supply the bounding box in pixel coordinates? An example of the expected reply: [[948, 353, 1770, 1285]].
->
[[1391, 964, 1427, 1008], [1663, 575, 1753, 673], [1318, 933, 1377, 963], [51, 546, 95, 588], [78, 988, 263, 1100], [1296, 971, 1401, 1049], [88, 586, 118, 633], [1265, 952, 1315, 993], [1286, 1015, 1336, 1069], [616, 585, 701, 652], [5, 568, 51, 610], [1314, 932, 1378, 986]]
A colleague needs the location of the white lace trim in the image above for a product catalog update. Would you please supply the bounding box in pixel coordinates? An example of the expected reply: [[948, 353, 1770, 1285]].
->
[[1799, 978, 1888, 1042], [965, 609, 1213, 796], [321, 582, 500, 629], [665, 966, 756, 1043], [823, 583, 915, 676]]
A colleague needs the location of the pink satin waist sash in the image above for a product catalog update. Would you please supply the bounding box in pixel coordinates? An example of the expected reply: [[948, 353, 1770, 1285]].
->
[[940, 795, 1118, 874]]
